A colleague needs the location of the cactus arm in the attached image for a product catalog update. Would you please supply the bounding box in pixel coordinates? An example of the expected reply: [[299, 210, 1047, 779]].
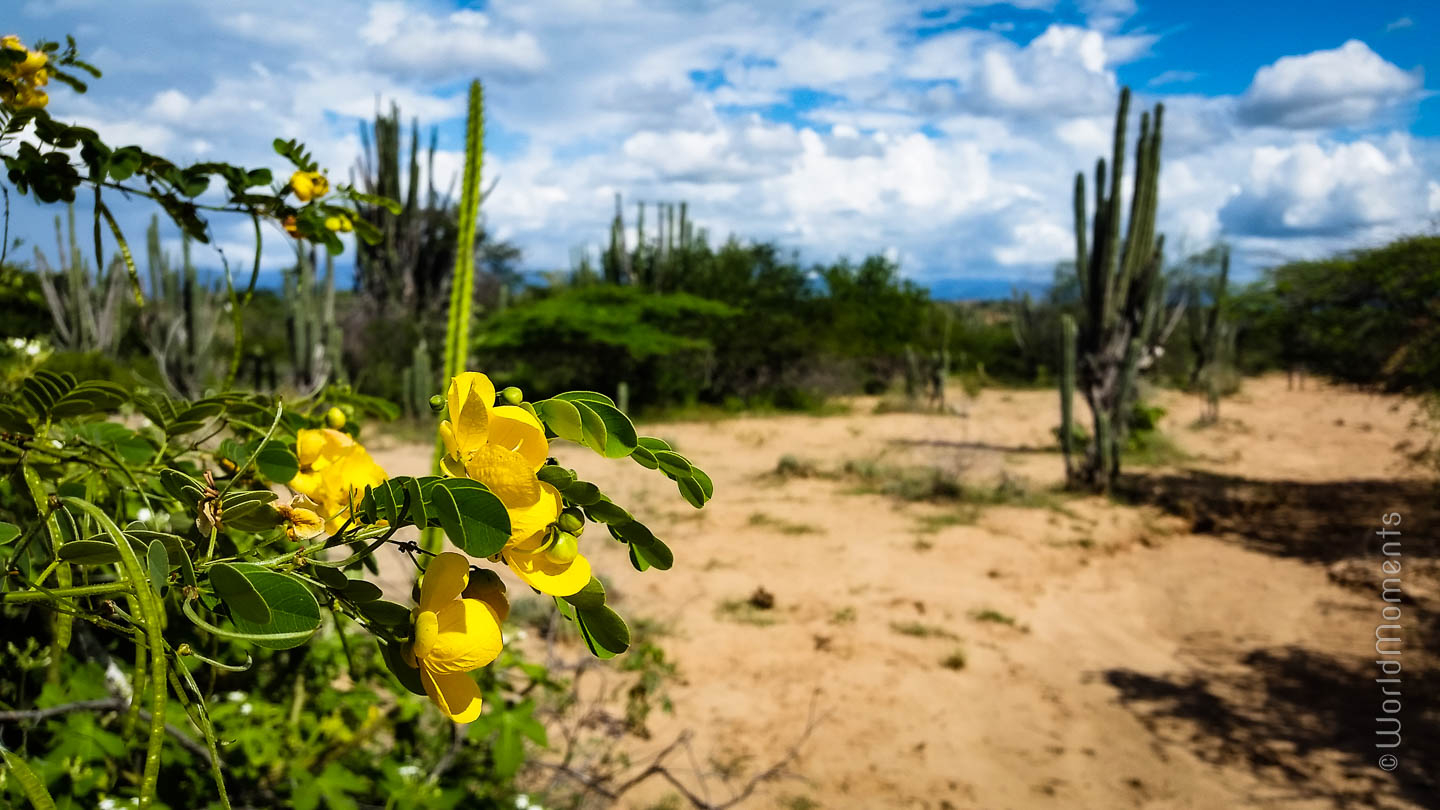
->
[[1060, 315, 1077, 483]]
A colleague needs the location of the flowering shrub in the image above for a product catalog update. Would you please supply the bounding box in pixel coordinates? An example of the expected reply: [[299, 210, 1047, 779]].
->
[[0, 31, 711, 809]]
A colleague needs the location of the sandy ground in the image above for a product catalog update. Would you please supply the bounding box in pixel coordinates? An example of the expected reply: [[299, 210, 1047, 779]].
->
[[367, 374, 1439, 810]]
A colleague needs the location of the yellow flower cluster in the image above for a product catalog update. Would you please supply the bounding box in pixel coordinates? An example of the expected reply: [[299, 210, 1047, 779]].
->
[[439, 372, 592, 597], [289, 170, 328, 203], [1, 36, 50, 109], [287, 428, 387, 534], [404, 552, 505, 723]]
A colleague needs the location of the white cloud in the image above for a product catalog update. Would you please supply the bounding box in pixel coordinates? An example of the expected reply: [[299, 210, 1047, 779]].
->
[[1, 0, 1437, 291], [358, 2, 547, 79], [1385, 16, 1414, 33], [1218, 137, 1426, 236], [1236, 40, 1424, 129]]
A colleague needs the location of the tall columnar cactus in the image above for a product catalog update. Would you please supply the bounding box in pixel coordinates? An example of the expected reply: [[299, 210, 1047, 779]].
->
[[279, 246, 339, 394], [1185, 244, 1231, 422], [1059, 314, 1078, 479], [605, 191, 632, 285], [34, 204, 128, 355], [140, 215, 216, 396], [1066, 87, 1182, 491], [441, 80, 485, 386], [400, 337, 434, 418]]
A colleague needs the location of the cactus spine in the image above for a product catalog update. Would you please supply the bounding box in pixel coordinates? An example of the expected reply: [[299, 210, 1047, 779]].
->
[[1068, 87, 1177, 491]]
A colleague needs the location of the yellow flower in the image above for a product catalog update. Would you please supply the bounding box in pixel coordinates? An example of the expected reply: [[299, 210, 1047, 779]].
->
[[288, 428, 387, 533], [13, 85, 46, 108], [16, 48, 45, 76], [290, 170, 328, 203], [438, 373, 591, 596], [275, 495, 325, 542], [404, 552, 503, 723]]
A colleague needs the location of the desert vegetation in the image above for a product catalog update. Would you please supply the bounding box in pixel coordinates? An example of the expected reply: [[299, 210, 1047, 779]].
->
[[2, 21, 1438, 810]]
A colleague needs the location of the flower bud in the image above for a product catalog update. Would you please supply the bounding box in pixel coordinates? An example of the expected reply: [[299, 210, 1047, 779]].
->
[[557, 509, 584, 534], [501, 386, 524, 405], [428, 394, 445, 412], [543, 531, 579, 565], [461, 567, 510, 622]]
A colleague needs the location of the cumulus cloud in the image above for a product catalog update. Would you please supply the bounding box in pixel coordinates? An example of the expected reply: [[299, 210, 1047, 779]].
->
[[3, 0, 1438, 289], [1236, 40, 1424, 129], [1218, 137, 1428, 236]]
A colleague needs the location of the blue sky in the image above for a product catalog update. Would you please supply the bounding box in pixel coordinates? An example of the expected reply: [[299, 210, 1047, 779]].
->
[[6, 0, 1437, 298]]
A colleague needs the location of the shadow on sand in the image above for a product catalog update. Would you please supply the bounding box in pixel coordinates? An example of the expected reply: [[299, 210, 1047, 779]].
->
[[1104, 470, 1439, 808]]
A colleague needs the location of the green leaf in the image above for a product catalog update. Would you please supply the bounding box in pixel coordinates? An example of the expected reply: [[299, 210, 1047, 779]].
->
[[536, 465, 576, 489], [653, 451, 692, 478], [428, 479, 510, 557], [630, 446, 658, 470], [574, 401, 608, 456], [0, 522, 19, 545], [145, 539, 168, 596], [536, 398, 583, 442], [577, 400, 637, 458], [636, 436, 672, 452], [255, 443, 300, 483], [381, 640, 426, 696], [628, 542, 650, 572], [560, 480, 602, 506], [576, 605, 629, 657], [583, 499, 632, 525], [553, 390, 616, 407], [632, 537, 674, 571], [57, 539, 122, 564], [690, 467, 715, 499], [160, 468, 207, 505], [1, 748, 56, 810], [311, 565, 349, 590], [357, 599, 411, 627], [0, 403, 33, 434], [340, 578, 383, 602], [561, 576, 607, 610], [493, 713, 524, 777], [209, 562, 272, 625], [224, 563, 322, 649], [677, 476, 706, 509]]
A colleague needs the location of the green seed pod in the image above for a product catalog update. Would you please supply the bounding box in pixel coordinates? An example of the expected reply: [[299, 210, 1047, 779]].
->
[[428, 394, 444, 412], [501, 386, 524, 406], [558, 509, 585, 534], [544, 531, 579, 565]]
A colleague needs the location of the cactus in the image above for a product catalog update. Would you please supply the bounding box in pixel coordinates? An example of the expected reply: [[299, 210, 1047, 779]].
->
[[441, 80, 485, 386], [137, 215, 217, 396], [1059, 315, 1077, 478], [1184, 244, 1232, 422], [33, 204, 128, 355], [281, 246, 338, 394], [1066, 87, 1183, 491], [604, 192, 631, 285], [400, 338, 434, 418]]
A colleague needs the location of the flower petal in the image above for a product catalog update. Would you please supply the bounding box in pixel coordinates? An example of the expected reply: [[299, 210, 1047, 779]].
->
[[439, 420, 459, 458], [507, 548, 592, 597], [419, 552, 470, 614], [464, 444, 541, 507], [424, 598, 504, 673], [507, 483, 562, 549], [489, 406, 549, 470], [447, 373, 495, 442], [420, 667, 484, 724]]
